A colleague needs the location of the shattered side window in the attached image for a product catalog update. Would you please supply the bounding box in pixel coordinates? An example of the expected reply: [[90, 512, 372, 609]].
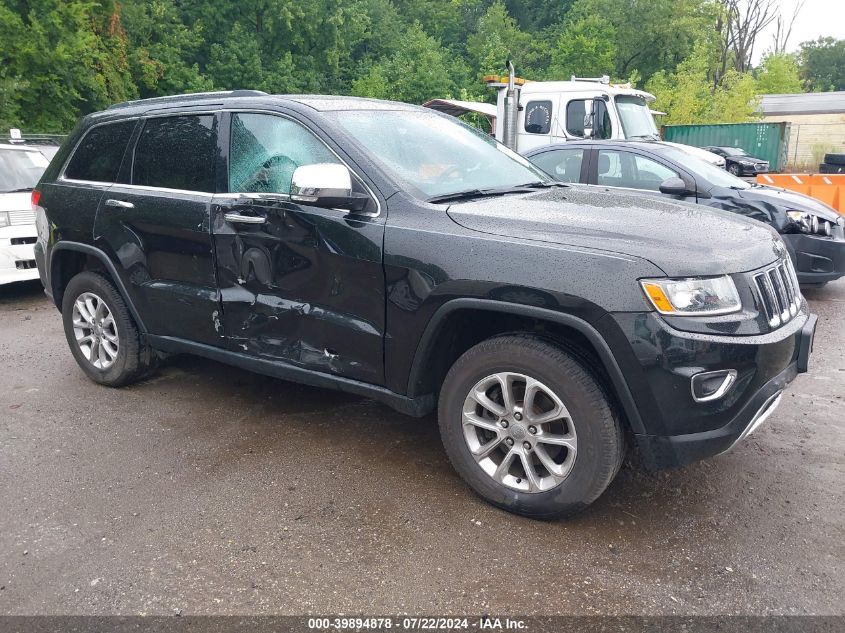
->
[[229, 113, 340, 194]]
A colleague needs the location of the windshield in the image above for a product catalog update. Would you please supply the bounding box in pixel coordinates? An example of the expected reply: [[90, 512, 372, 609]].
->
[[0, 148, 50, 192], [329, 109, 549, 199], [661, 146, 750, 189], [615, 96, 659, 139]]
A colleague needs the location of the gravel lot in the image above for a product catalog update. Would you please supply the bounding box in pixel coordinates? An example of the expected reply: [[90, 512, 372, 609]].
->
[[1, 279, 842, 616]]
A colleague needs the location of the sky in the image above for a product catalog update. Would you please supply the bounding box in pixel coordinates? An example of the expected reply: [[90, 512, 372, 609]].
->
[[752, 0, 845, 62]]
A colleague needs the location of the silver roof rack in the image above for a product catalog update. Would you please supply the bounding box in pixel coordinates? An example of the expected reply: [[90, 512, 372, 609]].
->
[[107, 90, 268, 111], [570, 75, 610, 85]]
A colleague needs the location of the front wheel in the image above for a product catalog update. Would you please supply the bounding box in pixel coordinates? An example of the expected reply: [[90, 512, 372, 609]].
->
[[438, 335, 624, 519], [61, 271, 156, 387], [728, 163, 742, 176]]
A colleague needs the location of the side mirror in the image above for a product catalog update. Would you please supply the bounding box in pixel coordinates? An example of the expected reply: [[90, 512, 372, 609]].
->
[[659, 177, 691, 196], [582, 100, 595, 139], [290, 163, 368, 212]]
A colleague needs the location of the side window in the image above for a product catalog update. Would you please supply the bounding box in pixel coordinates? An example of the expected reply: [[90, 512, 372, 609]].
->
[[566, 99, 612, 139], [64, 121, 135, 183], [229, 113, 340, 194], [597, 150, 627, 187], [566, 100, 587, 137], [524, 101, 553, 135], [631, 154, 678, 190], [133, 115, 217, 192], [530, 149, 584, 183]]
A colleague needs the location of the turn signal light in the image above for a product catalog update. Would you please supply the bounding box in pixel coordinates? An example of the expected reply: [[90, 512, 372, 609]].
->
[[641, 282, 675, 313]]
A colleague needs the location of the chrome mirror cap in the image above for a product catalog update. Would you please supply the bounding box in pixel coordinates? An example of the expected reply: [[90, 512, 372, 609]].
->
[[290, 163, 352, 203]]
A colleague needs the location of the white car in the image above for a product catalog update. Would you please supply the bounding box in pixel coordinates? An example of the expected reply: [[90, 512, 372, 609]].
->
[[0, 143, 50, 285]]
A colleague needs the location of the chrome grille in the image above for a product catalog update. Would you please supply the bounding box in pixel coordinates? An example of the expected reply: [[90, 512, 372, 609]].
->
[[7, 209, 35, 226], [754, 258, 800, 328]]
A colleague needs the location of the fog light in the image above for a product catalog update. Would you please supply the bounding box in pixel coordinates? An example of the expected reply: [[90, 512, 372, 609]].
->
[[691, 369, 737, 403]]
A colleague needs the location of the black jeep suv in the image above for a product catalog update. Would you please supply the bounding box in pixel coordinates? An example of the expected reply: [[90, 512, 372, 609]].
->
[[34, 92, 817, 518]]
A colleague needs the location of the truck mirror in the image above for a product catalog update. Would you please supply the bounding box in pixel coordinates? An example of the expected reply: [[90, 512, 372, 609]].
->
[[582, 100, 595, 139]]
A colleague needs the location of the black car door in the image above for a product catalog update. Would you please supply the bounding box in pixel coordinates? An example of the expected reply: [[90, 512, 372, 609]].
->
[[526, 146, 592, 183], [94, 112, 222, 346], [587, 147, 698, 204], [211, 111, 386, 385]]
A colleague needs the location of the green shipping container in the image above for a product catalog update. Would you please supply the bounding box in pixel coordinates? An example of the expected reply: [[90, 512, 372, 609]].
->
[[661, 122, 791, 172]]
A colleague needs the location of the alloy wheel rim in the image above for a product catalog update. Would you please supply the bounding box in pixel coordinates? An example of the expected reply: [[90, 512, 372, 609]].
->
[[72, 292, 119, 370], [462, 372, 577, 494]]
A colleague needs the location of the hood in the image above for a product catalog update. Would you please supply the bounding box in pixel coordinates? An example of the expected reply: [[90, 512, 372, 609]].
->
[[738, 185, 841, 222], [0, 191, 31, 212], [446, 185, 783, 277]]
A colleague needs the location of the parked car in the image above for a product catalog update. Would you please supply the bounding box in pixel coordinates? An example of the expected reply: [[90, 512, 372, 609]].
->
[[820, 153, 845, 174], [702, 146, 769, 176], [524, 140, 845, 287], [0, 143, 50, 285], [35, 92, 816, 519]]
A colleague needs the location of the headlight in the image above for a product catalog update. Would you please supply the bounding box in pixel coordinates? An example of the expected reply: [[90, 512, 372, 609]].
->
[[641, 275, 741, 316], [0, 211, 10, 228], [787, 210, 833, 236]]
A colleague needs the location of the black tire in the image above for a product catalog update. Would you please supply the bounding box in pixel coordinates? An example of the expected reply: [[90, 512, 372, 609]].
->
[[727, 163, 741, 176], [61, 271, 156, 387], [823, 153, 845, 166], [438, 334, 624, 519]]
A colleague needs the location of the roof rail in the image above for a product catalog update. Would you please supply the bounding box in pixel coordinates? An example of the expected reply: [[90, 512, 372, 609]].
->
[[570, 75, 610, 85], [107, 90, 268, 111]]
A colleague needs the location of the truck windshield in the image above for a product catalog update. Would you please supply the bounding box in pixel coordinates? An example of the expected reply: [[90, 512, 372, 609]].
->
[[329, 109, 549, 199], [0, 148, 50, 192], [615, 96, 659, 140]]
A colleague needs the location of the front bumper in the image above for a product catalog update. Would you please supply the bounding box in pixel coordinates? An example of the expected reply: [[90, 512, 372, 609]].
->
[[782, 232, 845, 285], [0, 226, 39, 285], [600, 309, 816, 470]]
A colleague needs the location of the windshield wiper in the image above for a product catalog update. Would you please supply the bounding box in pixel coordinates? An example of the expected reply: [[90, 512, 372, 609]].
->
[[0, 187, 34, 193], [427, 182, 565, 204]]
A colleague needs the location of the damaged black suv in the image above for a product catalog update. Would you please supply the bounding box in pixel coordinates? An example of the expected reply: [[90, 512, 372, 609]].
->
[[34, 92, 817, 518]]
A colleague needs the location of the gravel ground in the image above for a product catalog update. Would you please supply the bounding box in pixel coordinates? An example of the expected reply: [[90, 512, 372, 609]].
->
[[0, 279, 842, 616]]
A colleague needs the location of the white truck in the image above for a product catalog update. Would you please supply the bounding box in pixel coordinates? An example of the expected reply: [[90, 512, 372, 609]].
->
[[424, 62, 724, 166]]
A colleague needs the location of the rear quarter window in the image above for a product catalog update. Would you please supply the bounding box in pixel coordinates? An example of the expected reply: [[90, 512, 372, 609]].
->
[[64, 121, 136, 183]]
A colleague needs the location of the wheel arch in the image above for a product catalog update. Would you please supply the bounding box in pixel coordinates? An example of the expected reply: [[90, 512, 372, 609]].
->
[[407, 298, 646, 434], [49, 241, 147, 333]]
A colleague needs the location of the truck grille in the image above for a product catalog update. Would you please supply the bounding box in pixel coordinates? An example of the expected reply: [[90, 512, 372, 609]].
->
[[753, 258, 801, 328]]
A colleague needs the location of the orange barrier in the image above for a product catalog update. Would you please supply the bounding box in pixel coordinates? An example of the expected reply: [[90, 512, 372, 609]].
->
[[756, 174, 845, 214]]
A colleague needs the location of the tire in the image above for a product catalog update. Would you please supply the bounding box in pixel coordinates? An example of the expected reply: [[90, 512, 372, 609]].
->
[[727, 163, 742, 176], [438, 334, 624, 519], [61, 271, 156, 387], [823, 153, 845, 166]]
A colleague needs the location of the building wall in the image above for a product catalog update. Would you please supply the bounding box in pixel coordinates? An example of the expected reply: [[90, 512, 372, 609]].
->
[[762, 113, 845, 171]]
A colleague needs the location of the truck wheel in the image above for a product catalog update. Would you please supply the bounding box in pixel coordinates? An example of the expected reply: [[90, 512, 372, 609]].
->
[[438, 335, 624, 519], [61, 271, 156, 387]]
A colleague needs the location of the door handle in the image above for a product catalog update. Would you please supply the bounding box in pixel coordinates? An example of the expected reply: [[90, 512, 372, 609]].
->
[[105, 199, 134, 209], [224, 212, 266, 225]]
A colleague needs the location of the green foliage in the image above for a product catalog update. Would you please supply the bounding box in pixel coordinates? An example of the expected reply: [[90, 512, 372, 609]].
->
[[799, 37, 845, 92], [0, 0, 830, 132], [351, 22, 458, 103], [755, 53, 802, 95]]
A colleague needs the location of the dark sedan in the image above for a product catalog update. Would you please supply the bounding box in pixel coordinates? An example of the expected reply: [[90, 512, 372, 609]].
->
[[703, 146, 769, 176], [524, 140, 845, 286]]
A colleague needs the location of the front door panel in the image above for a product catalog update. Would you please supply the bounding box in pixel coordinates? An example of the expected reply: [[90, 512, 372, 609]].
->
[[213, 112, 385, 384]]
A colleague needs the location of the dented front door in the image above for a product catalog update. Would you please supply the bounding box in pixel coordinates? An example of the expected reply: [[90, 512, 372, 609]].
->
[[211, 111, 386, 385]]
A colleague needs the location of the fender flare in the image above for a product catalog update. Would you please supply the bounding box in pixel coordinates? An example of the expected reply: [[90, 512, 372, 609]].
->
[[50, 241, 148, 333], [406, 298, 645, 434]]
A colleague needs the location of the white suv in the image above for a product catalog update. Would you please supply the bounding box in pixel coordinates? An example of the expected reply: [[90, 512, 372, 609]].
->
[[0, 143, 50, 285]]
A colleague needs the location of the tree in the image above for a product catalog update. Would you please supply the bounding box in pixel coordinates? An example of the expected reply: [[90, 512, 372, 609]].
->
[[547, 14, 616, 81], [351, 23, 458, 104], [755, 53, 802, 94], [799, 37, 845, 92]]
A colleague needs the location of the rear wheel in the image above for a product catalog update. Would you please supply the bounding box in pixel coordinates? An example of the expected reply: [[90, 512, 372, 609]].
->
[[61, 271, 156, 387], [438, 335, 624, 519]]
